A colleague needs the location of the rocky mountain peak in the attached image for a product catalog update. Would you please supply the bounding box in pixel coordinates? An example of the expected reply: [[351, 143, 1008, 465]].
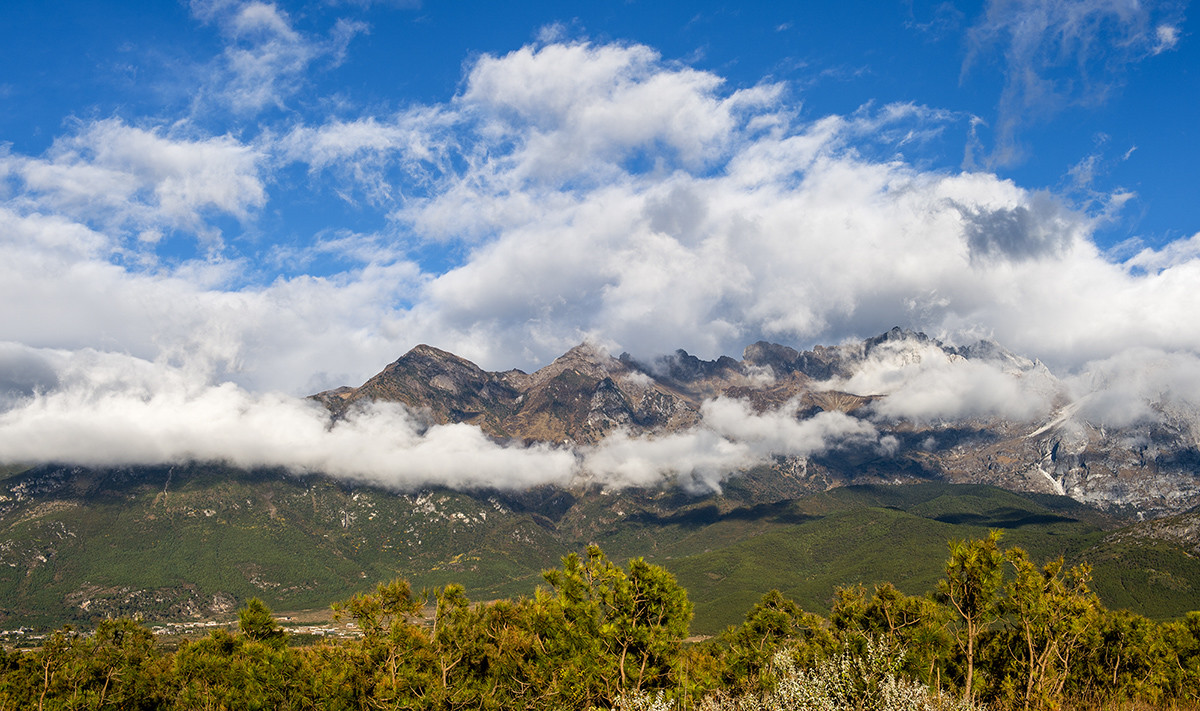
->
[[310, 331, 1200, 516], [405, 343, 457, 358], [864, 325, 929, 347], [645, 349, 743, 385], [742, 341, 802, 375], [528, 341, 625, 388], [743, 340, 840, 380]]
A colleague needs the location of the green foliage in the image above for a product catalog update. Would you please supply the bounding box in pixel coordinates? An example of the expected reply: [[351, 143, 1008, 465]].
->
[[713, 589, 834, 694], [1071, 607, 1167, 704], [937, 529, 1006, 701], [539, 545, 694, 708], [831, 583, 950, 685], [8, 537, 1200, 711], [173, 628, 309, 710], [1150, 611, 1200, 701], [8, 470, 1200, 637], [331, 578, 423, 643], [0, 620, 167, 710], [987, 550, 1100, 710], [238, 598, 287, 650], [1083, 539, 1200, 620]]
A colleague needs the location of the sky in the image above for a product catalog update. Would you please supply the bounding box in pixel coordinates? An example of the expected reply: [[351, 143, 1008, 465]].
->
[[1, 0, 1198, 490]]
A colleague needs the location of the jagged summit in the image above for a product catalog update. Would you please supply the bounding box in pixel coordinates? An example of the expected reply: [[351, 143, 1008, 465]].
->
[[310, 330, 1200, 515], [527, 341, 624, 388]]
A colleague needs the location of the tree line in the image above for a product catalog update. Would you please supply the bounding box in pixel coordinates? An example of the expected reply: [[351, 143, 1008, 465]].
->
[[3, 532, 1200, 710]]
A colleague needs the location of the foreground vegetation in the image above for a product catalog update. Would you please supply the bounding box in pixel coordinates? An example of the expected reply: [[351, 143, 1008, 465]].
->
[[4, 534, 1200, 710]]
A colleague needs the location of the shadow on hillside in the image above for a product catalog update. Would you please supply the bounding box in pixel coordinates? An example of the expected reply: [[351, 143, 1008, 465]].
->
[[629, 501, 817, 528], [932, 506, 1077, 528]]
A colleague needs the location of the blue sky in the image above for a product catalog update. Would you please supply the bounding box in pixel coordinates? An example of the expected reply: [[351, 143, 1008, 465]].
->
[[2, 0, 1200, 487]]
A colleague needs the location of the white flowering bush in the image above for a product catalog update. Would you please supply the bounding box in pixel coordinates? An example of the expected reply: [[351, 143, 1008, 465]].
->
[[700, 637, 983, 711], [612, 689, 675, 711]]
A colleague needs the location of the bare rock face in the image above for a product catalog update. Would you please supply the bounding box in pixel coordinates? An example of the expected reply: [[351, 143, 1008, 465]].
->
[[316, 342, 704, 445], [1105, 509, 1200, 554], [324, 344, 522, 436], [313, 331, 1200, 517]]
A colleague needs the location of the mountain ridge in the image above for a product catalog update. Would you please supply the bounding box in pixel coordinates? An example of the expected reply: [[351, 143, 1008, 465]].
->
[[312, 328, 1200, 517]]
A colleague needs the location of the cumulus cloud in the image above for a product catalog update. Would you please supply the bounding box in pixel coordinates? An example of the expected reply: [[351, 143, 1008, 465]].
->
[[455, 41, 781, 182], [202, 35, 1200, 378], [957, 193, 1074, 263], [3, 119, 265, 240], [9, 36, 1200, 381], [0, 205, 426, 393]]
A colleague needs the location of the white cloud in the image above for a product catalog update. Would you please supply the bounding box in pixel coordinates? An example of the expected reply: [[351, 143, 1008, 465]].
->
[[0, 349, 577, 490], [817, 338, 1060, 423], [0, 206, 424, 394], [231, 1, 299, 38], [445, 41, 783, 195], [580, 398, 878, 491], [0, 348, 885, 493], [1067, 349, 1200, 431], [701, 397, 879, 456], [1126, 232, 1200, 273], [8, 38, 1200, 386], [276, 109, 455, 205], [1154, 24, 1181, 54], [5, 119, 264, 239], [375, 39, 1200, 374]]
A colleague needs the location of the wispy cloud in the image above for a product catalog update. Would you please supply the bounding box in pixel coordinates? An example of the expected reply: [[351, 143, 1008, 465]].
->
[[963, 0, 1185, 166], [190, 0, 367, 115]]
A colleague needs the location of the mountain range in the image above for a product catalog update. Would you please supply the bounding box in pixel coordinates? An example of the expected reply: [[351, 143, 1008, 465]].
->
[[4, 328, 1200, 631], [316, 327, 1200, 516]]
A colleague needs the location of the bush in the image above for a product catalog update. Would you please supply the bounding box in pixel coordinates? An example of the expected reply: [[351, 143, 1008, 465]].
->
[[700, 637, 984, 711]]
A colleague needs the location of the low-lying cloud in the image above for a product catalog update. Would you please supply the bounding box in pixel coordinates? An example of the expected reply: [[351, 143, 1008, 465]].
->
[[583, 399, 879, 491], [6, 335, 1200, 493], [0, 348, 879, 492], [816, 339, 1062, 424], [0, 347, 577, 490]]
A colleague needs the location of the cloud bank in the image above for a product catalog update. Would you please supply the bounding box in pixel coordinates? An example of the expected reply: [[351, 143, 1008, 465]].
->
[[0, 346, 881, 492]]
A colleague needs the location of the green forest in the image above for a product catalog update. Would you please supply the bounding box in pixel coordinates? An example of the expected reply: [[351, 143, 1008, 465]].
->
[[3, 533, 1200, 711]]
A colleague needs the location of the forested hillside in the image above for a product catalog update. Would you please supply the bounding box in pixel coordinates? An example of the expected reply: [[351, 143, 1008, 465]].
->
[[4, 536, 1200, 710], [7, 462, 1200, 632]]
